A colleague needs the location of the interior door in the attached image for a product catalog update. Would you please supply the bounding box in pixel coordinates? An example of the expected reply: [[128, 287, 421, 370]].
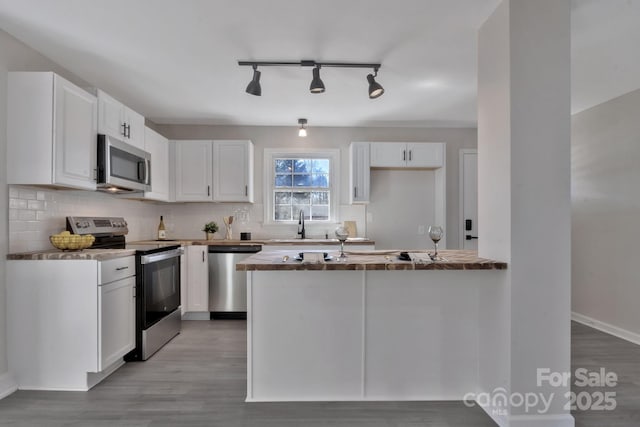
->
[[460, 150, 478, 250]]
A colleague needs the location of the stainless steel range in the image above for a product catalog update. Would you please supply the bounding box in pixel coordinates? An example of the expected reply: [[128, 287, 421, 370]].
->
[[67, 216, 183, 361]]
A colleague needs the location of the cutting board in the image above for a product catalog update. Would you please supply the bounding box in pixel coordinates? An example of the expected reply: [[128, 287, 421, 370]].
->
[[343, 221, 357, 237]]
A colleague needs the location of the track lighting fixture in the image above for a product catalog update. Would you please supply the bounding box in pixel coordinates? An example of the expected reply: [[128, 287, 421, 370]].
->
[[367, 69, 384, 99], [239, 60, 384, 98], [298, 118, 307, 137], [245, 65, 262, 96], [310, 66, 325, 94]]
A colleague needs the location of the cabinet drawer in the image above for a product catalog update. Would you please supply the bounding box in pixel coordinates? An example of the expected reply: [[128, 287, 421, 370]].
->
[[99, 256, 135, 284]]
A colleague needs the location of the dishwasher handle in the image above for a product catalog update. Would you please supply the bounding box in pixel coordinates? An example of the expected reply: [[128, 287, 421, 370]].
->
[[207, 245, 262, 254]]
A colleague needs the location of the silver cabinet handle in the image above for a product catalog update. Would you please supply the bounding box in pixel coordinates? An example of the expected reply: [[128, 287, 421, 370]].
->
[[115, 266, 129, 271]]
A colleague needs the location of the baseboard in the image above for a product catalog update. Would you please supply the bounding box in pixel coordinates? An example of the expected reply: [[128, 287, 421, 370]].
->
[[507, 414, 574, 427], [0, 371, 18, 400], [182, 312, 210, 321], [572, 312, 640, 346]]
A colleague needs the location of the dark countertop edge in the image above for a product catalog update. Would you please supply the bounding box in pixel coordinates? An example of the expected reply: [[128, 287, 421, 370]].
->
[[236, 263, 508, 271], [129, 239, 375, 246], [7, 249, 136, 261]]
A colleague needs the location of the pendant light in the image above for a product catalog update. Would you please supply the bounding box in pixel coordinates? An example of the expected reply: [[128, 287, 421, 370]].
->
[[310, 66, 325, 93], [298, 118, 307, 137], [245, 65, 262, 96]]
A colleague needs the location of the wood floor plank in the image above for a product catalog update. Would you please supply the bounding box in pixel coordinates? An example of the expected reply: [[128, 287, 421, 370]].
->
[[1, 321, 638, 426]]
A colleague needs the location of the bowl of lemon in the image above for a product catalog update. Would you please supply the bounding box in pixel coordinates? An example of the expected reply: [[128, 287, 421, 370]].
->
[[50, 231, 95, 251]]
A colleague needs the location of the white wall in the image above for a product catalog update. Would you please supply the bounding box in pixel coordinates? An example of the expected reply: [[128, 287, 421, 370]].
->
[[156, 125, 476, 246], [478, 1, 572, 425], [571, 87, 640, 340]]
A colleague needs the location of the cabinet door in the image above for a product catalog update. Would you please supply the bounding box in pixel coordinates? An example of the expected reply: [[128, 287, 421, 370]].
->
[[143, 127, 170, 201], [98, 276, 135, 371], [53, 75, 98, 190], [213, 140, 254, 202], [406, 143, 444, 168], [186, 246, 209, 312], [369, 142, 407, 167], [174, 140, 214, 201], [97, 90, 126, 140], [349, 142, 370, 203], [124, 107, 146, 150]]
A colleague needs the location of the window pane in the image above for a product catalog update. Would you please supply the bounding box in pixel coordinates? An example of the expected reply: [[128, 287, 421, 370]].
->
[[275, 174, 292, 187], [311, 206, 329, 220], [275, 205, 292, 221], [292, 205, 310, 220], [293, 174, 311, 187], [312, 159, 329, 174], [292, 192, 310, 205], [311, 174, 329, 187], [275, 191, 291, 205], [311, 191, 329, 205], [293, 159, 312, 173], [275, 159, 292, 173]]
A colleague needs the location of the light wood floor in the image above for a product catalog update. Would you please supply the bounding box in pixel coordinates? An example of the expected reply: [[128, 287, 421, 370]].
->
[[0, 321, 638, 426]]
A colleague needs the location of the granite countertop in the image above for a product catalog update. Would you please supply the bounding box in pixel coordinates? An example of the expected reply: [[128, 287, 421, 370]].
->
[[236, 249, 507, 271], [7, 249, 136, 261], [129, 238, 375, 246]]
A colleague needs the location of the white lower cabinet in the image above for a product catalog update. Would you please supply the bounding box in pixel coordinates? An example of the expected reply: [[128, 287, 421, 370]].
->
[[184, 246, 209, 314], [99, 276, 136, 371], [7, 256, 136, 391]]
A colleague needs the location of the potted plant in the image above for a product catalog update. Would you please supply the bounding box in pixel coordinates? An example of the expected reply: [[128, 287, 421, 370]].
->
[[202, 221, 219, 240]]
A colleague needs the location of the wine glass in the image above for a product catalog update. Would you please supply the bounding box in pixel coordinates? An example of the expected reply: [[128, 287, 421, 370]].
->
[[428, 226, 443, 259], [335, 226, 349, 260]]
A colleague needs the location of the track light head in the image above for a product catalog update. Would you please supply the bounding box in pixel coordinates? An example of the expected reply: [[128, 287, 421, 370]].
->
[[367, 72, 384, 99], [310, 66, 325, 94], [245, 65, 262, 96]]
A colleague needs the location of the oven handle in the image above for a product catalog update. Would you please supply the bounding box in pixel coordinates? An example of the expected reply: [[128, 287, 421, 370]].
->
[[140, 247, 184, 264]]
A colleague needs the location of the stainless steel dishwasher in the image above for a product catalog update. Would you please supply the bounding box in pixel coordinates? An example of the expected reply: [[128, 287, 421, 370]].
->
[[208, 245, 261, 319]]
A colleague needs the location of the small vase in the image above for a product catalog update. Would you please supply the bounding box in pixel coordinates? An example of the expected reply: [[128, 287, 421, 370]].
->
[[225, 226, 232, 240], [206, 232, 215, 240]]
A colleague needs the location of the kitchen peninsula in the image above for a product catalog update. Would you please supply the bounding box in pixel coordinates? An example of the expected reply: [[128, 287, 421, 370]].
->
[[237, 250, 506, 402]]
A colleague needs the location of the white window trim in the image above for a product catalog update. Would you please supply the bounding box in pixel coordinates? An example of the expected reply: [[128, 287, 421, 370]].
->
[[263, 148, 340, 226]]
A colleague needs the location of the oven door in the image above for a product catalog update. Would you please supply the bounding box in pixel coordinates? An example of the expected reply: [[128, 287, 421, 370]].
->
[[139, 248, 183, 329]]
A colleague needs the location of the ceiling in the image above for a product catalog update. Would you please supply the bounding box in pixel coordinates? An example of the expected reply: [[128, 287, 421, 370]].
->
[[0, 0, 639, 128]]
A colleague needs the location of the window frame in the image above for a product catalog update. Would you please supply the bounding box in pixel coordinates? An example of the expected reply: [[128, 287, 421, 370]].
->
[[263, 148, 340, 225]]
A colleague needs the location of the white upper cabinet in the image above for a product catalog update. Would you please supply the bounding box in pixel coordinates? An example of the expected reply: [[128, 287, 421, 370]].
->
[[97, 90, 145, 150], [370, 142, 444, 168], [173, 140, 214, 202], [8, 72, 97, 190], [142, 127, 170, 202], [213, 140, 254, 202], [349, 142, 370, 204]]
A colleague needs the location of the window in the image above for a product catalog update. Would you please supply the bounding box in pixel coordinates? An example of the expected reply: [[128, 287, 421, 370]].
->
[[264, 149, 340, 224]]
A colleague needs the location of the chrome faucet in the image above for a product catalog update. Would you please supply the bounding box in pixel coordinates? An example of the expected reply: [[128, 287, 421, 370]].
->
[[297, 210, 306, 239]]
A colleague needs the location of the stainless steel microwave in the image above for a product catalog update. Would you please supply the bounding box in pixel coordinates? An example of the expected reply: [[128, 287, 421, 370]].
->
[[97, 134, 151, 193]]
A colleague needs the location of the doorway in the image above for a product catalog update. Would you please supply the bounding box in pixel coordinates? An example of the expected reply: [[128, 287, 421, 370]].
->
[[459, 149, 478, 250]]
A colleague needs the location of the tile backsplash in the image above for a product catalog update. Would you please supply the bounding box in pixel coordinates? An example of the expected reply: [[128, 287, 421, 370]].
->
[[8, 185, 367, 253], [8, 185, 159, 253]]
